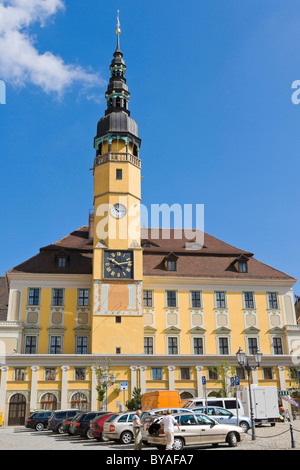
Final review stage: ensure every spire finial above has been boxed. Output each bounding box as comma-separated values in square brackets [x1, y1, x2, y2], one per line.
[116, 10, 121, 35]
[115, 10, 121, 53]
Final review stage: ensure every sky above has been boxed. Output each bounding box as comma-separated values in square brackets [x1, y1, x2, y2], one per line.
[0, 0, 299, 294]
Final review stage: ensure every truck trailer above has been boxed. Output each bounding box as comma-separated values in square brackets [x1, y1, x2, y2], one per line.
[240, 385, 280, 426]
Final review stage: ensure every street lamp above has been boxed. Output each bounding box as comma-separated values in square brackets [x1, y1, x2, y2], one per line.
[236, 347, 263, 441]
[99, 372, 116, 411]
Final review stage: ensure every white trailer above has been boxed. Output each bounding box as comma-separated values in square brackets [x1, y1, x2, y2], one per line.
[240, 385, 280, 425]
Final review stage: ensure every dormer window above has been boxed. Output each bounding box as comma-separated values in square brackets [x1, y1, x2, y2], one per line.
[56, 252, 69, 269]
[167, 259, 176, 271]
[232, 255, 250, 273]
[164, 253, 178, 272]
[58, 257, 66, 268]
[238, 261, 247, 273]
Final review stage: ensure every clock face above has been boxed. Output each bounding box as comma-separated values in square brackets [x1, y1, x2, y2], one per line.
[103, 250, 134, 279]
[111, 203, 127, 219]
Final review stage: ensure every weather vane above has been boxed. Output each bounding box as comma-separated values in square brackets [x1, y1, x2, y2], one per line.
[116, 10, 121, 35]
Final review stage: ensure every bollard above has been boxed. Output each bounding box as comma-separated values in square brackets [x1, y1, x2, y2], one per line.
[290, 423, 296, 448]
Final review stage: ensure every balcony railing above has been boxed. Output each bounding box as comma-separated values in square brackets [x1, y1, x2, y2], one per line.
[94, 152, 141, 169]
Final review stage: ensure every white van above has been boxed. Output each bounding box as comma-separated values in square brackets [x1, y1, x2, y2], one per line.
[182, 397, 244, 416]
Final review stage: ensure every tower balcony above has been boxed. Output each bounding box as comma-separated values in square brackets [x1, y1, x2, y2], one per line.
[94, 152, 141, 169]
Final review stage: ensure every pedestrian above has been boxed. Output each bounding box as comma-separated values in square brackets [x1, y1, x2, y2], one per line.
[160, 409, 180, 450]
[132, 409, 143, 450]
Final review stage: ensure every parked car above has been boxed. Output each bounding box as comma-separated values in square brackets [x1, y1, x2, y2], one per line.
[71, 411, 107, 439]
[191, 406, 252, 432]
[141, 408, 202, 445]
[141, 408, 195, 443]
[89, 412, 114, 442]
[146, 411, 246, 450]
[182, 396, 244, 416]
[47, 409, 80, 433]
[62, 412, 82, 434]
[102, 411, 139, 444]
[25, 410, 53, 431]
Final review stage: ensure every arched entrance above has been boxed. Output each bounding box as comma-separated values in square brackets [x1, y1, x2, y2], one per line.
[40, 393, 57, 411]
[8, 393, 26, 426]
[180, 392, 193, 401]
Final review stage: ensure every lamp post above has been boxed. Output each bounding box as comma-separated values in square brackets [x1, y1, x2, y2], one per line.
[99, 371, 116, 411]
[236, 347, 263, 441]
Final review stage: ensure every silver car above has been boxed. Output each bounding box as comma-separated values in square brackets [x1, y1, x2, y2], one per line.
[191, 406, 252, 432]
[103, 411, 145, 444]
[141, 408, 194, 443]
[147, 412, 246, 450]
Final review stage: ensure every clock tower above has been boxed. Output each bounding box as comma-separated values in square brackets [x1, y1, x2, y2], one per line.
[91, 18, 144, 354]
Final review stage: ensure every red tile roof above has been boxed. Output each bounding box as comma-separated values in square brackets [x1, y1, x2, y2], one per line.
[6, 225, 296, 282]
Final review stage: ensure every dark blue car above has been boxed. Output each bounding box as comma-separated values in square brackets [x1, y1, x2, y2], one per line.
[25, 410, 53, 431]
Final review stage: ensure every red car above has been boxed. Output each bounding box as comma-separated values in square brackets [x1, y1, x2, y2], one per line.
[89, 412, 114, 441]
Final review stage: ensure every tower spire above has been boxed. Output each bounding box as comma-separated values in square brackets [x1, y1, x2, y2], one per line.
[115, 10, 121, 54]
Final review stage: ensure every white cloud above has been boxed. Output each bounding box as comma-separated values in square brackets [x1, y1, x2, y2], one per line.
[0, 0, 103, 97]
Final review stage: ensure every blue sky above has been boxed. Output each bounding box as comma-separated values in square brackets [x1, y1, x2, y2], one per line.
[0, 0, 299, 293]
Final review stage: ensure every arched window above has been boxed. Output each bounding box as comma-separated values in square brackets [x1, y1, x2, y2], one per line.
[116, 97, 121, 107]
[180, 392, 193, 401]
[71, 392, 88, 411]
[133, 144, 138, 157]
[40, 393, 57, 411]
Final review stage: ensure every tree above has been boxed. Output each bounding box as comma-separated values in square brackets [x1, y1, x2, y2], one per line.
[209, 361, 236, 397]
[126, 387, 143, 410]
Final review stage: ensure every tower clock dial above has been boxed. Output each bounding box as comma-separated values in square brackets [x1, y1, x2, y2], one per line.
[103, 250, 134, 279]
[111, 203, 127, 219]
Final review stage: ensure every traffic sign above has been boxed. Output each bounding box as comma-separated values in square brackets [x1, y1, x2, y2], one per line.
[202, 376, 206, 386]
[230, 377, 234, 387]
[120, 382, 128, 391]
[235, 375, 240, 386]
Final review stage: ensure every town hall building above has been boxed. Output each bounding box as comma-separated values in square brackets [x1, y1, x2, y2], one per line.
[0, 24, 299, 426]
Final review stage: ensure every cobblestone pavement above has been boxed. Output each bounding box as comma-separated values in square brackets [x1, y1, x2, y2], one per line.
[0, 422, 300, 450]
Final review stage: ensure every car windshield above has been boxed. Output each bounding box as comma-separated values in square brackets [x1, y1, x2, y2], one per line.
[194, 413, 216, 425]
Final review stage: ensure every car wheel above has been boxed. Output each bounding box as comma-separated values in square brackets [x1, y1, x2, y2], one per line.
[35, 422, 44, 431]
[57, 424, 64, 434]
[120, 431, 133, 444]
[239, 421, 250, 432]
[173, 437, 184, 451]
[100, 433, 110, 442]
[227, 432, 238, 447]
[86, 429, 94, 439]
